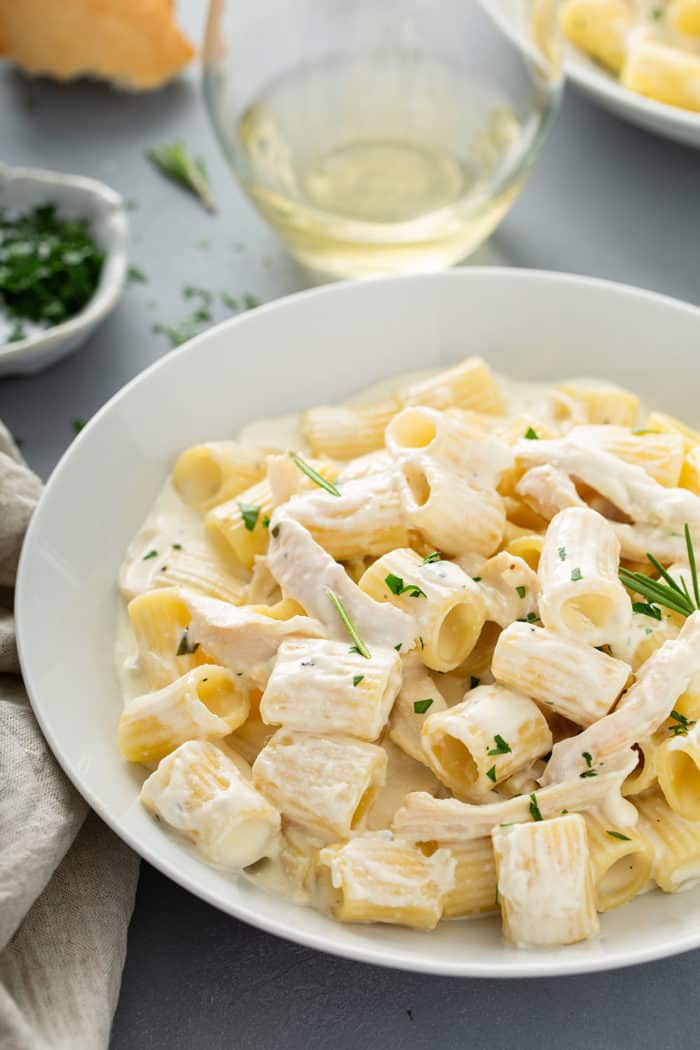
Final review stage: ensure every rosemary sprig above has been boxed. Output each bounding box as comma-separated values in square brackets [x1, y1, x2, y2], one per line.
[619, 523, 700, 619]
[326, 589, 371, 659]
[289, 451, 341, 497]
[147, 142, 217, 213]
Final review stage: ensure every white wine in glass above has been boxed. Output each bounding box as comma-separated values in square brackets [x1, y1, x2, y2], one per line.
[204, 0, 561, 279]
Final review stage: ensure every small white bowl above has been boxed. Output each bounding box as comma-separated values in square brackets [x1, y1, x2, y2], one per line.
[0, 163, 128, 377]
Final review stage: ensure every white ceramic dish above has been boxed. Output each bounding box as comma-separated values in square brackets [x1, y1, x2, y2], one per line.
[565, 44, 700, 150]
[0, 163, 128, 377]
[16, 269, 700, 977]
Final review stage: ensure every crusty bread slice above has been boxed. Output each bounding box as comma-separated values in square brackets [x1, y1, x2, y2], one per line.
[0, 0, 195, 90]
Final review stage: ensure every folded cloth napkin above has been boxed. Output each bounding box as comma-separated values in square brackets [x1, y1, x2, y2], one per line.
[0, 422, 139, 1050]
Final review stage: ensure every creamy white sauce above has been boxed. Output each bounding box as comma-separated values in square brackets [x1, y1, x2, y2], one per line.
[114, 369, 653, 913]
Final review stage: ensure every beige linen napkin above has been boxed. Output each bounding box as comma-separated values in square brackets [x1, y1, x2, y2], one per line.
[0, 422, 139, 1050]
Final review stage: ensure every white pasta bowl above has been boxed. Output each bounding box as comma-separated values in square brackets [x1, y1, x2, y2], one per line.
[16, 269, 700, 977]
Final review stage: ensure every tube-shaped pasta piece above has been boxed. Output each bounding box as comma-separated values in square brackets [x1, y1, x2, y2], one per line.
[182, 591, 324, 681]
[583, 810, 653, 912]
[359, 548, 485, 672]
[392, 748, 639, 842]
[400, 356, 504, 414]
[644, 411, 700, 452]
[568, 425, 685, 487]
[260, 638, 401, 741]
[119, 523, 247, 606]
[128, 587, 210, 689]
[267, 517, 417, 653]
[421, 684, 552, 799]
[301, 397, 402, 459]
[671, 0, 700, 34]
[622, 739, 658, 797]
[140, 740, 280, 869]
[397, 455, 506, 557]
[543, 613, 700, 784]
[430, 838, 498, 917]
[609, 609, 680, 671]
[226, 687, 276, 765]
[635, 788, 700, 892]
[557, 383, 639, 427]
[206, 479, 273, 570]
[622, 42, 700, 113]
[656, 721, 700, 821]
[172, 442, 268, 511]
[503, 531, 544, 571]
[516, 464, 584, 522]
[386, 406, 512, 486]
[560, 0, 634, 73]
[252, 729, 387, 839]
[282, 471, 409, 561]
[119, 665, 250, 764]
[476, 551, 540, 627]
[492, 621, 630, 726]
[492, 815, 599, 948]
[316, 833, 455, 930]
[538, 507, 631, 645]
[388, 655, 448, 765]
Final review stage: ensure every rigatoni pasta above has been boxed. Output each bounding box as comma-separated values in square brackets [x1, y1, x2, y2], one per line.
[115, 354, 700, 952]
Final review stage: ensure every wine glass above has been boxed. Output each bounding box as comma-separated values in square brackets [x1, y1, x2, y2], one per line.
[203, 0, 562, 280]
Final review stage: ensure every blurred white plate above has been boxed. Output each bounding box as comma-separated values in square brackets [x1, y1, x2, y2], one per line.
[565, 44, 700, 149]
[0, 164, 128, 376]
[16, 269, 700, 976]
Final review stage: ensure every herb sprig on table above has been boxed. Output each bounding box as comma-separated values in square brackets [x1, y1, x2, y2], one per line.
[0, 204, 104, 334]
[147, 142, 217, 213]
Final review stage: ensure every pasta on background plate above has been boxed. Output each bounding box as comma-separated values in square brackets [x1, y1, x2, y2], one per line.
[115, 355, 700, 950]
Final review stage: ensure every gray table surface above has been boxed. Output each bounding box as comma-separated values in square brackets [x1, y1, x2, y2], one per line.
[2, 2, 700, 1047]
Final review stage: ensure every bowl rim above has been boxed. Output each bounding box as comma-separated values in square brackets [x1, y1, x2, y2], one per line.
[0, 163, 128, 365]
[16, 267, 700, 977]
[564, 43, 700, 138]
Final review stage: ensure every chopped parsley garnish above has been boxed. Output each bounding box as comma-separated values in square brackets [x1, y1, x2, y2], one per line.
[582, 751, 593, 769]
[580, 769, 598, 778]
[154, 306, 212, 347]
[606, 830, 632, 841]
[558, 546, 567, 561]
[473, 576, 482, 583]
[353, 675, 364, 687]
[239, 502, 261, 531]
[385, 574, 427, 599]
[142, 549, 158, 560]
[417, 636, 424, 650]
[470, 676, 480, 689]
[289, 450, 341, 497]
[172, 543, 183, 550]
[72, 418, 86, 433]
[413, 698, 433, 714]
[524, 426, 539, 440]
[271, 524, 280, 538]
[0, 204, 104, 330]
[221, 291, 238, 310]
[620, 523, 700, 619]
[183, 284, 212, 304]
[262, 515, 270, 528]
[176, 628, 200, 656]
[326, 588, 371, 659]
[632, 601, 662, 620]
[406, 1009, 414, 1023]
[650, 5, 662, 17]
[394, 643, 402, 651]
[127, 265, 147, 283]
[669, 709, 696, 737]
[529, 793, 543, 821]
[571, 567, 583, 582]
[422, 551, 442, 564]
[243, 292, 260, 310]
[515, 585, 527, 599]
[486, 765, 497, 783]
[488, 734, 512, 756]
[147, 141, 216, 212]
